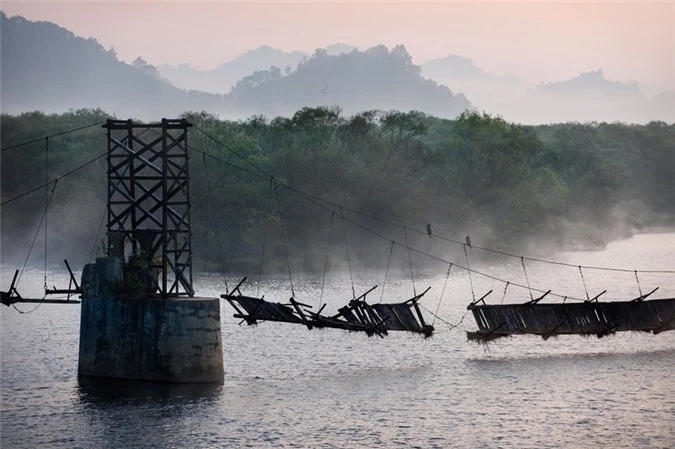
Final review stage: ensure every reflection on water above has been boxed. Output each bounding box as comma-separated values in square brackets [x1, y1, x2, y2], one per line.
[1, 233, 674, 448]
[77, 376, 223, 406]
[74, 378, 225, 449]
[466, 346, 675, 365]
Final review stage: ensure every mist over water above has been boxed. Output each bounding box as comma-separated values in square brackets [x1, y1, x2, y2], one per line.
[3, 6, 673, 445]
[1, 232, 674, 448]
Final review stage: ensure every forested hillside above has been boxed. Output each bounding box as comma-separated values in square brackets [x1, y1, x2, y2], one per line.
[158, 45, 308, 94]
[226, 46, 472, 118]
[2, 14, 472, 121]
[2, 108, 673, 273]
[0, 13, 224, 119]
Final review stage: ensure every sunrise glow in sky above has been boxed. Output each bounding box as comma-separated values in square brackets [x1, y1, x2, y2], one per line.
[2, 1, 674, 89]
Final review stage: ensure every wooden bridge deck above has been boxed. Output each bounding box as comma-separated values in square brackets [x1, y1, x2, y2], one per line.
[468, 297, 675, 341]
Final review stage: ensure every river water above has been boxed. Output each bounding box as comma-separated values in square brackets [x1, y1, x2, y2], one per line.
[1, 233, 674, 448]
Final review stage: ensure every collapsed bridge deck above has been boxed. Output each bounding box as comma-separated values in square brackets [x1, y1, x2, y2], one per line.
[467, 297, 675, 342]
[222, 278, 434, 338]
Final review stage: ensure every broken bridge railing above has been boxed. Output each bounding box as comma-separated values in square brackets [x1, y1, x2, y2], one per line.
[2, 260, 82, 307]
[221, 277, 434, 338]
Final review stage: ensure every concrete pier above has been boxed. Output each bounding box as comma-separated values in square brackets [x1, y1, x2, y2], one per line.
[78, 258, 224, 383]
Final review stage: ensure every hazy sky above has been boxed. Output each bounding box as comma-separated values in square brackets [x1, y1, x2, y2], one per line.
[2, 1, 674, 89]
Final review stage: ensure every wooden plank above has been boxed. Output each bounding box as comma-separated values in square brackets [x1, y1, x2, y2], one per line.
[468, 298, 675, 340]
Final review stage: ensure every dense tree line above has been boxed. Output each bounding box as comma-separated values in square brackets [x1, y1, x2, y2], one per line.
[2, 108, 673, 274]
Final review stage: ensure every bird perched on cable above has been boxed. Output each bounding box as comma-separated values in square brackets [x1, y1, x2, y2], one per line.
[465, 235, 472, 248]
[426, 223, 432, 237]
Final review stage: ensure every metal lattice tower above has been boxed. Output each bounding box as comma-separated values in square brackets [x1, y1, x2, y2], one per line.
[105, 119, 194, 297]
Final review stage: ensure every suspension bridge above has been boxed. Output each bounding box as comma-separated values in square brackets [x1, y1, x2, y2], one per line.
[1, 118, 674, 383]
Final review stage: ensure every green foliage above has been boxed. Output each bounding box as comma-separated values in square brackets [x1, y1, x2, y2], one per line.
[114, 251, 160, 298]
[2, 108, 674, 273]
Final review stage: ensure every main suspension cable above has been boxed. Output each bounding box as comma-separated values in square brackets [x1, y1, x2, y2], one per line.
[2, 152, 107, 206]
[191, 144, 586, 301]
[1, 120, 106, 152]
[175, 132, 674, 302]
[192, 125, 674, 275]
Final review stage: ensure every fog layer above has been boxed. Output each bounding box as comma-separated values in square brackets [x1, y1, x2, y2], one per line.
[2, 109, 673, 275]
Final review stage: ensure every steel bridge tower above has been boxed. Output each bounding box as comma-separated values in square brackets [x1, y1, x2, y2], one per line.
[104, 119, 194, 297]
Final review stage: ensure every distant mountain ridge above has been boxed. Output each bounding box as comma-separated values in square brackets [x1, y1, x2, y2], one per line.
[0, 13, 224, 119]
[324, 43, 357, 56]
[421, 56, 675, 124]
[422, 55, 491, 81]
[157, 45, 308, 94]
[157, 44, 360, 94]
[226, 45, 473, 118]
[1, 14, 473, 120]
[532, 69, 672, 123]
[537, 69, 642, 95]
[3, 12, 672, 124]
